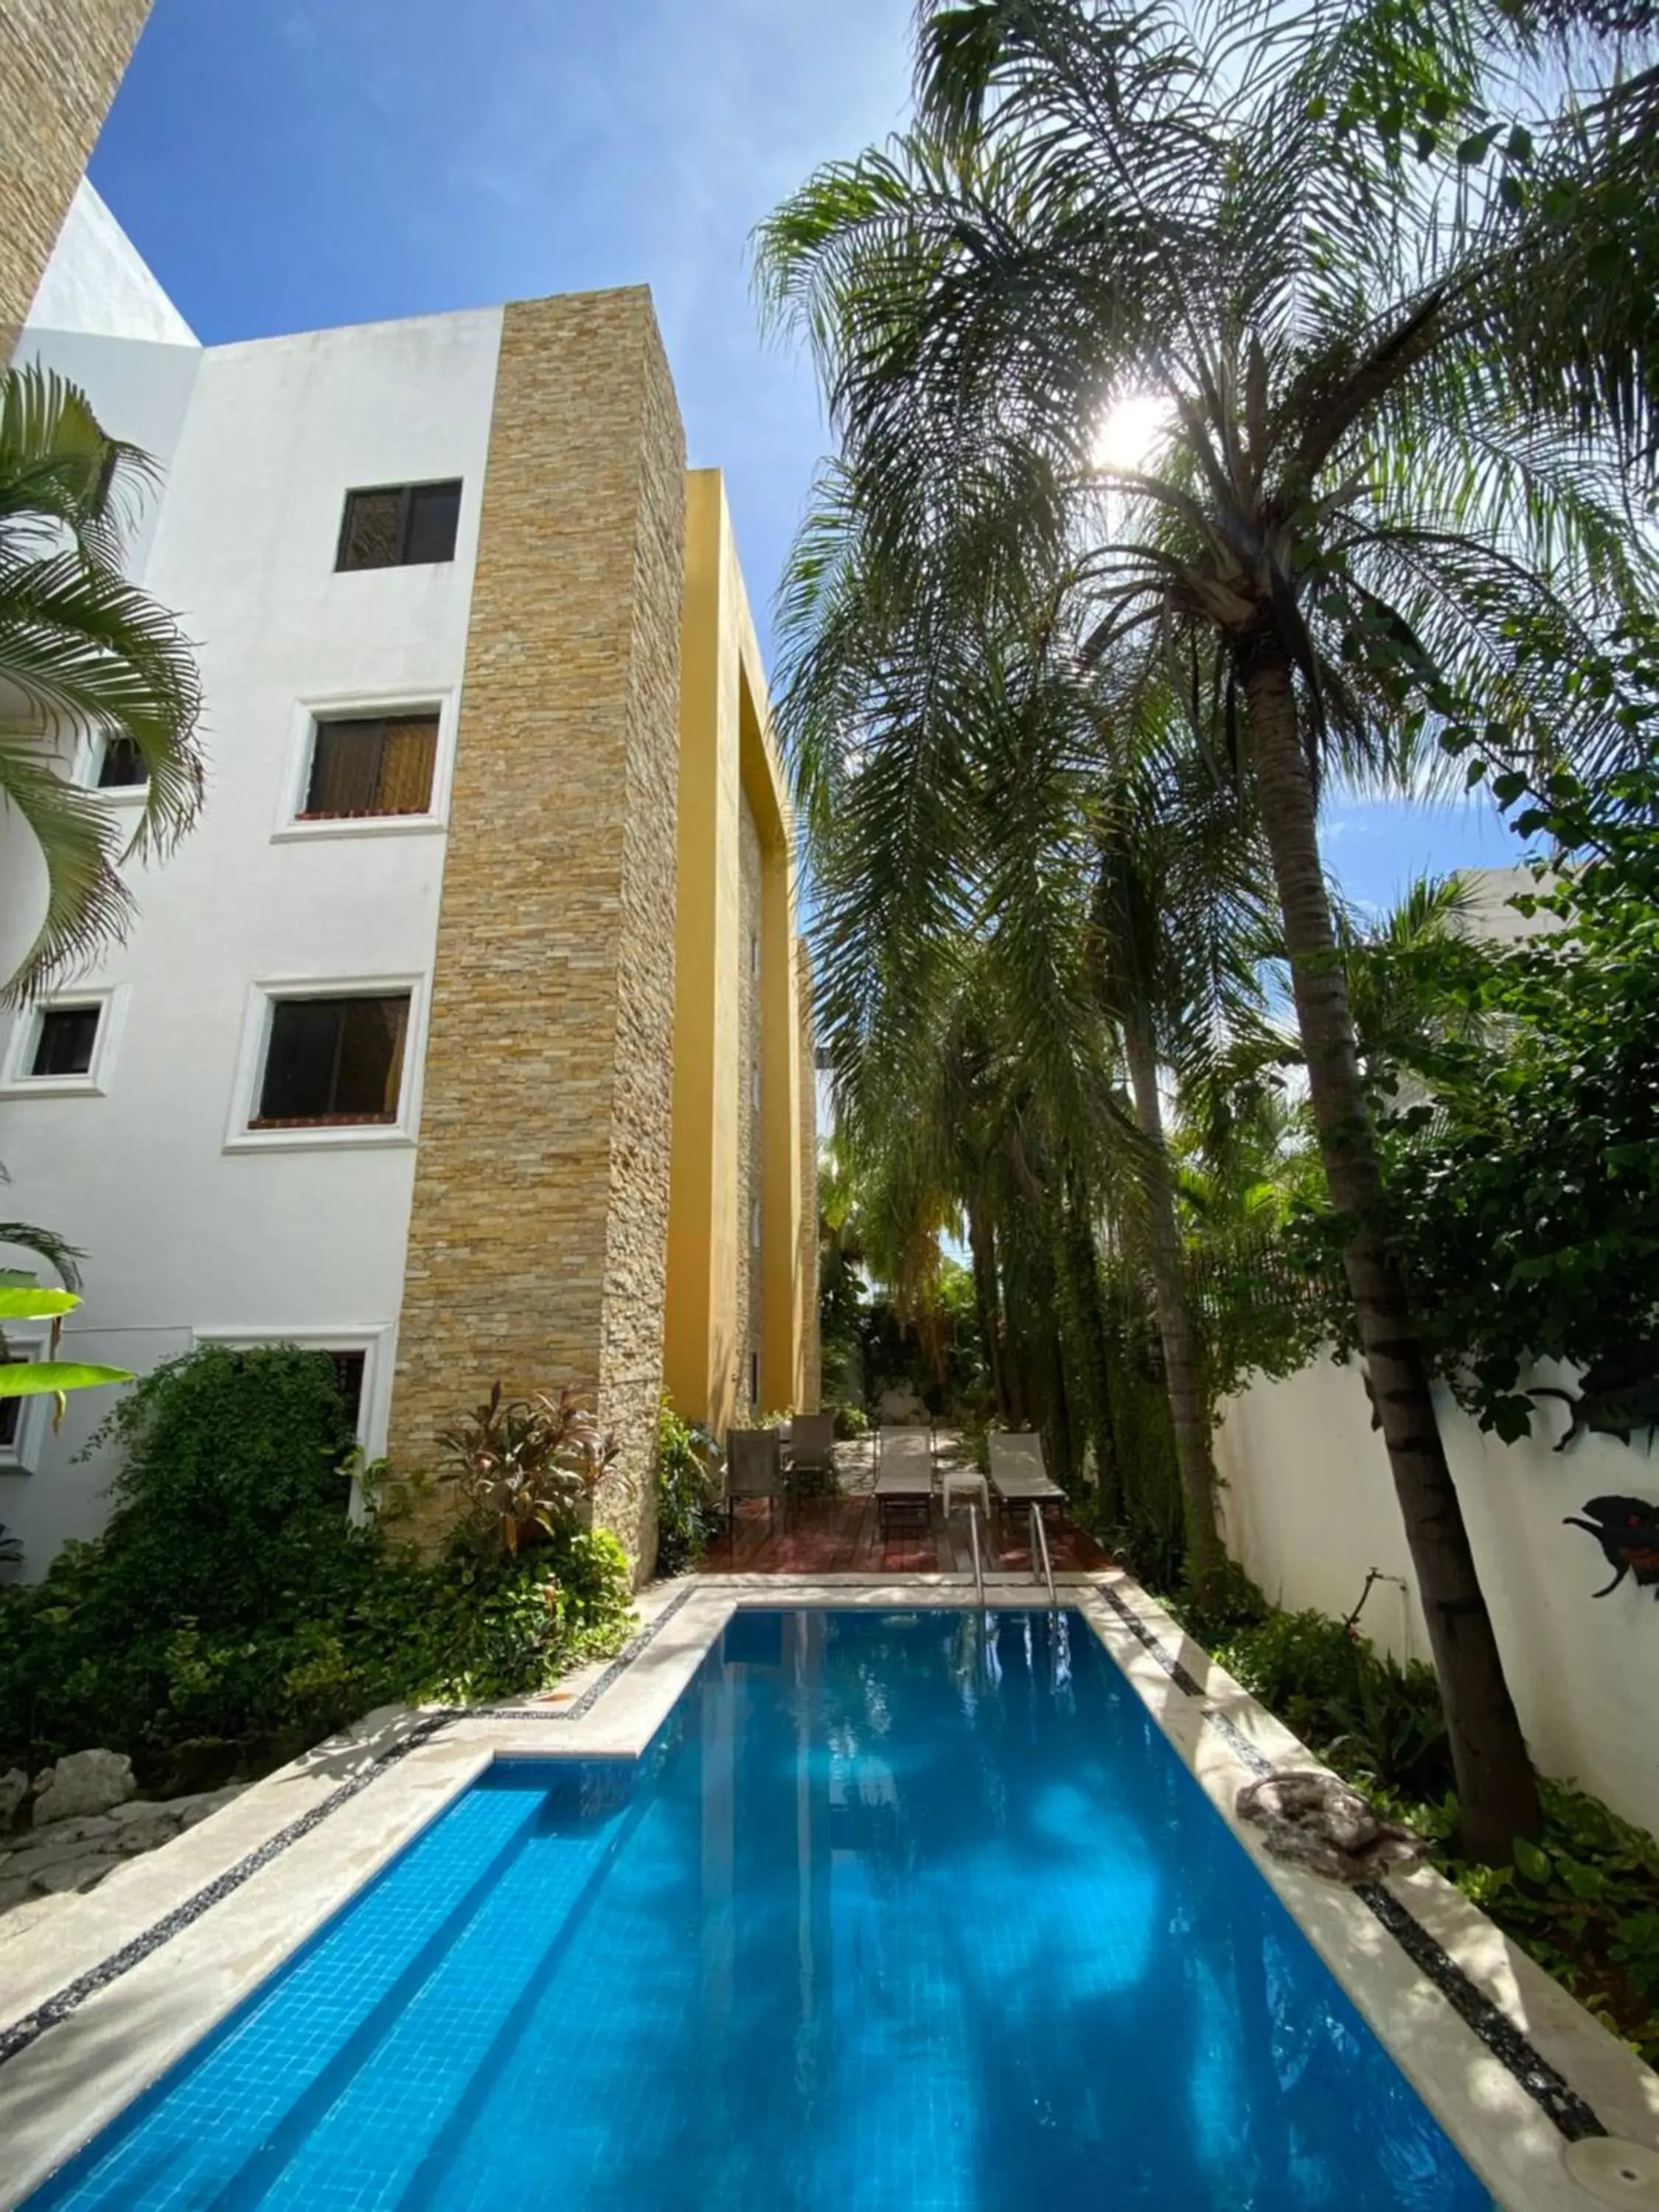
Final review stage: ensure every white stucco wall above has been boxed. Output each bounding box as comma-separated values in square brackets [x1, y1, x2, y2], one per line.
[24, 181, 197, 347]
[1215, 1357, 1659, 1837]
[0, 307, 504, 1576]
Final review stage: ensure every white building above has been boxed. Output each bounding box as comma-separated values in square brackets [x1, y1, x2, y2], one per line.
[0, 185, 818, 1578]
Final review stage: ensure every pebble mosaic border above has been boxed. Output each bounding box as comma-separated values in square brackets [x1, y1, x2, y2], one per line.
[0, 1582, 699, 2072]
[0, 1573, 1613, 2156]
[1093, 1577, 1606, 2143]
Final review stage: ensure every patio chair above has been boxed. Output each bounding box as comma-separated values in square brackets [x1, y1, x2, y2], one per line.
[724, 1427, 787, 1548]
[874, 1424, 935, 1542]
[987, 1430, 1065, 1531]
[786, 1411, 837, 1495]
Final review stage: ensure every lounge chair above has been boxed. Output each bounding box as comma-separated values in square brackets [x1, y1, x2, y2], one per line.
[724, 1427, 787, 1547]
[786, 1411, 837, 1493]
[874, 1425, 934, 1541]
[987, 1430, 1065, 1530]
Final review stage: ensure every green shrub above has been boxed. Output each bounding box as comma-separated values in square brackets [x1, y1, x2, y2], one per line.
[0, 1346, 634, 1785]
[653, 1399, 721, 1576]
[830, 1403, 869, 1441]
[1170, 1575, 1659, 2061]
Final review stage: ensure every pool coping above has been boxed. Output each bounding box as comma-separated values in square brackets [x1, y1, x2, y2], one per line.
[0, 1569, 1652, 2209]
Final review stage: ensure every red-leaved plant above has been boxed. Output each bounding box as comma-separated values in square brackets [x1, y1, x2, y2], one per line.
[439, 1382, 620, 1558]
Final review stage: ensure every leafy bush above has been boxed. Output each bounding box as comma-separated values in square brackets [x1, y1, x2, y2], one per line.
[1172, 1569, 1659, 2060]
[654, 1399, 722, 1576]
[1441, 1786, 1659, 2066]
[1203, 1607, 1453, 1802]
[439, 1382, 619, 1556]
[0, 1346, 633, 1787]
[830, 1402, 869, 1441]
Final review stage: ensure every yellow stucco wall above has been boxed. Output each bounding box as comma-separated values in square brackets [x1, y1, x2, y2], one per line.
[664, 470, 815, 1440]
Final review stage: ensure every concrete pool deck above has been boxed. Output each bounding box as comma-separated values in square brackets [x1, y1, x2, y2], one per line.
[0, 1571, 1655, 2210]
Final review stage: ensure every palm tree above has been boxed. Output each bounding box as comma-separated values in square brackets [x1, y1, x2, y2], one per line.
[1091, 738, 1278, 1596]
[0, 364, 203, 1001]
[759, 0, 1655, 1854]
[785, 507, 1276, 1589]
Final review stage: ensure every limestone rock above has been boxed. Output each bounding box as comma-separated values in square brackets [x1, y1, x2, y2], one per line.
[16, 1812, 116, 1848]
[2, 1834, 107, 1882]
[30, 1857, 108, 1895]
[115, 1815, 180, 1855]
[174, 1785, 244, 1829]
[0, 1768, 27, 1828]
[32, 1749, 135, 1825]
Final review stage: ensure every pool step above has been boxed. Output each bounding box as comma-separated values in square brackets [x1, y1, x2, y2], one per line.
[254, 1777, 653, 2211]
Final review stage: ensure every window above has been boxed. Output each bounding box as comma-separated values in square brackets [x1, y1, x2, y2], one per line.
[302, 714, 439, 819]
[0, 1366, 21, 1451]
[97, 736, 147, 790]
[335, 481, 461, 571]
[749, 933, 760, 980]
[254, 995, 409, 1127]
[328, 1349, 367, 1429]
[31, 1006, 100, 1078]
[748, 1351, 759, 1407]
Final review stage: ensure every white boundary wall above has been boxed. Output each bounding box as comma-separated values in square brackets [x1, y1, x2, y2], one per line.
[1214, 1357, 1658, 1837]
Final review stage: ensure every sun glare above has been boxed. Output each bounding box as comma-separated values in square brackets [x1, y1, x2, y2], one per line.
[1090, 393, 1172, 475]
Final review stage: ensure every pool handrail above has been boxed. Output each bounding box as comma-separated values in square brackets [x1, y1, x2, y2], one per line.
[1031, 1500, 1057, 1611]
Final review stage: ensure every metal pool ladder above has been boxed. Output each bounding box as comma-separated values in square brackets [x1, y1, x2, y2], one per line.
[968, 1499, 987, 1615]
[1031, 1503, 1057, 1611]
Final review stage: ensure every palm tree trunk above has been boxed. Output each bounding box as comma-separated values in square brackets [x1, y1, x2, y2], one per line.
[1242, 641, 1540, 1858]
[967, 1198, 1009, 1419]
[1060, 1170, 1125, 1523]
[1121, 1009, 1225, 1597]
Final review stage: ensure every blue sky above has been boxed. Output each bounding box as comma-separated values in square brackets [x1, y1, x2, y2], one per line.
[90, 0, 1520, 915]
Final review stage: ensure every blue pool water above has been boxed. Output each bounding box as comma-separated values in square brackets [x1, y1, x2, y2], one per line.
[29, 1611, 1488, 2210]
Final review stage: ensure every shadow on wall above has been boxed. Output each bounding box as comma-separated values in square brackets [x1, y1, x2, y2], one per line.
[1214, 1353, 1658, 1839]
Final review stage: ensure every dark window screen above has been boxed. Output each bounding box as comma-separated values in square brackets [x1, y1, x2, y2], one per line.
[32, 1007, 100, 1077]
[303, 715, 438, 818]
[97, 737, 147, 789]
[0, 1365, 21, 1449]
[329, 1349, 367, 1429]
[405, 481, 461, 565]
[336, 481, 461, 570]
[254, 995, 409, 1125]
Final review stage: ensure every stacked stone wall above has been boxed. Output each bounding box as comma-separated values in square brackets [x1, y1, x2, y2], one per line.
[390, 289, 685, 1579]
[0, 0, 152, 351]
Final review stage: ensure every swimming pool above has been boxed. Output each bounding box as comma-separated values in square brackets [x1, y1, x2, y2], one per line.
[27, 1609, 1486, 2209]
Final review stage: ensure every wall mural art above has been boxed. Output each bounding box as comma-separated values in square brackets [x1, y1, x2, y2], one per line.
[1532, 1349, 1659, 1451]
[1564, 1496, 1659, 1599]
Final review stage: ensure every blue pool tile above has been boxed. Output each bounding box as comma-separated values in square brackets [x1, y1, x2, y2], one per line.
[29, 1613, 1490, 2211]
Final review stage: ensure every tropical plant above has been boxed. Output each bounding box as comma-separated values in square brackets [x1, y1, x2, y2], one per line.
[0, 364, 204, 1000]
[1, 1344, 635, 1782]
[1338, 770, 1659, 1442]
[0, 1281, 128, 1419]
[757, 0, 1659, 1856]
[439, 1382, 621, 1558]
[654, 1398, 723, 1576]
[0, 1157, 85, 1292]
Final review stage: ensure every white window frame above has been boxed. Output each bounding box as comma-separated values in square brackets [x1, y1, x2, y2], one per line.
[189, 1326, 392, 1456]
[0, 1329, 50, 1472]
[0, 985, 125, 1099]
[271, 685, 458, 844]
[223, 972, 426, 1154]
[77, 730, 150, 810]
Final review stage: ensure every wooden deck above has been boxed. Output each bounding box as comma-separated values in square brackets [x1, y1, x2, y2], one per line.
[696, 1492, 1112, 1576]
